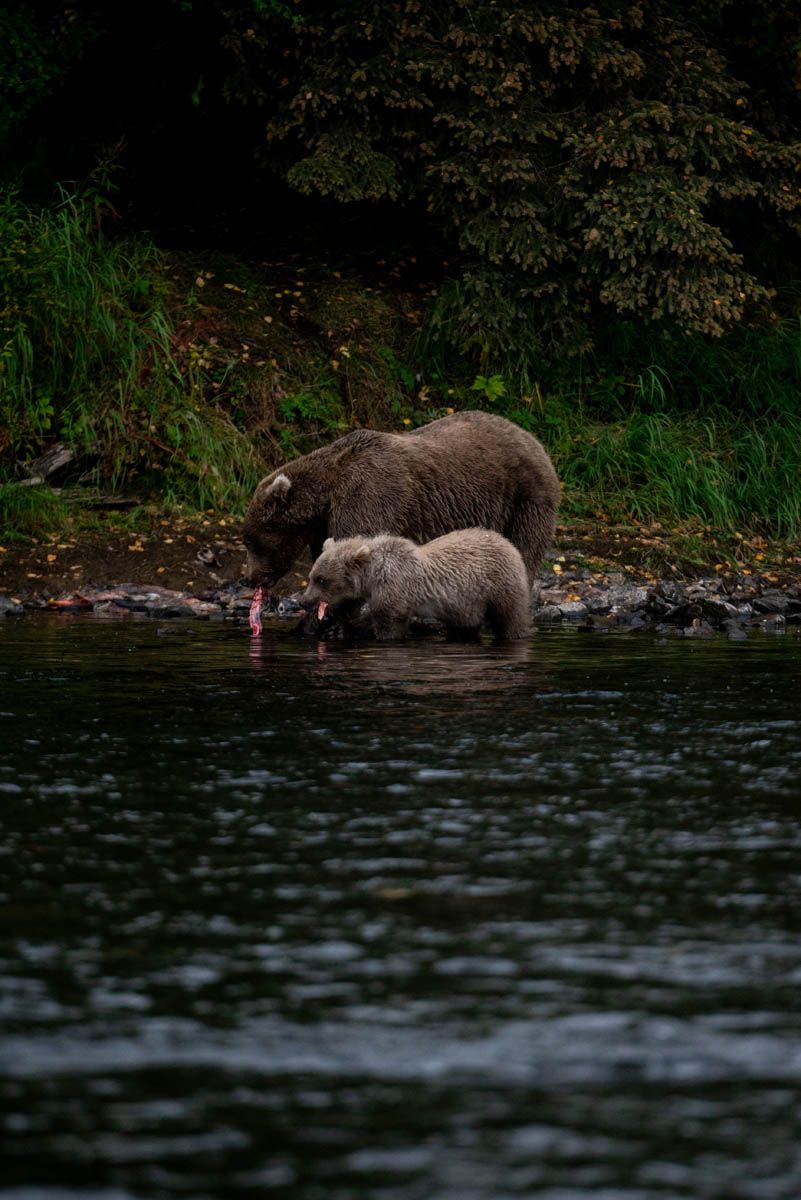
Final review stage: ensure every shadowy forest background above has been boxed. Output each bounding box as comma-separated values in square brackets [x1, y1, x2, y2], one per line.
[2, 0, 801, 542]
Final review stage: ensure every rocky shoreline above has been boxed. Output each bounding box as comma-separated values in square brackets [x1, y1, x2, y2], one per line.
[530, 570, 799, 636]
[2, 567, 799, 637]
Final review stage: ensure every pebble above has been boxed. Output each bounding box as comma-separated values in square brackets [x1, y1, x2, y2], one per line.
[0, 596, 24, 617]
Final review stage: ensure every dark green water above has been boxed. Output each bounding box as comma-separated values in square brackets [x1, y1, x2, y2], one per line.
[1, 618, 801, 1199]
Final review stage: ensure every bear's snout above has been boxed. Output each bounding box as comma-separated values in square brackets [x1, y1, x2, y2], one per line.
[289, 589, 313, 612]
[295, 586, 319, 612]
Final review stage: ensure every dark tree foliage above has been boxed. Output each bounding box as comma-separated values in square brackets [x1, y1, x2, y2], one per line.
[217, 0, 801, 355]
[0, 7, 95, 146]
[3, 1, 801, 364]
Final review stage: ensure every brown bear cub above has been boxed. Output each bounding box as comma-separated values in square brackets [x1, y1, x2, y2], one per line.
[298, 529, 532, 641]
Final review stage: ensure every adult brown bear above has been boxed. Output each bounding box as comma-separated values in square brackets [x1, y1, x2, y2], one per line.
[242, 410, 559, 590]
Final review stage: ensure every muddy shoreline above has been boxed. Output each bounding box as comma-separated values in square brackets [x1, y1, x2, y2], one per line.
[2, 516, 800, 636]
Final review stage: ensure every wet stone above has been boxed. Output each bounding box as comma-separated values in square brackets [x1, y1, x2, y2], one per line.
[577, 613, 618, 633]
[535, 604, 563, 624]
[616, 610, 648, 629]
[607, 584, 649, 611]
[0, 596, 24, 617]
[753, 591, 790, 615]
[653, 581, 685, 605]
[558, 601, 589, 620]
[682, 619, 715, 638]
[148, 604, 198, 619]
[539, 588, 569, 605]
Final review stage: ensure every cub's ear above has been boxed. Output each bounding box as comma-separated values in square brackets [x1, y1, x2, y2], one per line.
[352, 543, 372, 568]
[262, 473, 292, 504]
[323, 537, 335, 551]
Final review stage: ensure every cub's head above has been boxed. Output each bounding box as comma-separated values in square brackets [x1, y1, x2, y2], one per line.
[242, 469, 318, 588]
[298, 538, 372, 616]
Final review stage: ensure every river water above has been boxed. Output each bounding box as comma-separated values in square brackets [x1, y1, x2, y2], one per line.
[1, 618, 801, 1199]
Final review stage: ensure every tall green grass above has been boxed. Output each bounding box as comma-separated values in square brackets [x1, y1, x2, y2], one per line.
[0, 188, 261, 511]
[538, 404, 801, 536]
[418, 300, 801, 538]
[0, 482, 72, 540]
[2, 184, 800, 542]
[494, 315, 801, 537]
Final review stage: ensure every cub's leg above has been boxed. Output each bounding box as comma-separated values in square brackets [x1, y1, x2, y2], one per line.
[486, 593, 532, 641]
[370, 608, 411, 641]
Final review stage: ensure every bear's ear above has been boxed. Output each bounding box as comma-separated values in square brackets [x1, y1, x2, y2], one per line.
[323, 537, 335, 551]
[352, 543, 372, 568]
[262, 473, 292, 505]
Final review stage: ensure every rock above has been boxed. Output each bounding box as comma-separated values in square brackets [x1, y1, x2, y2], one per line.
[277, 596, 302, 617]
[653, 580, 684, 604]
[659, 597, 738, 629]
[607, 584, 649, 611]
[539, 587, 569, 605]
[0, 595, 23, 617]
[687, 578, 726, 599]
[148, 603, 197, 619]
[682, 619, 715, 637]
[577, 613, 618, 633]
[659, 601, 703, 626]
[558, 600, 589, 620]
[535, 604, 563, 623]
[752, 591, 789, 615]
[757, 613, 786, 633]
[724, 620, 748, 640]
[705, 598, 741, 620]
[616, 610, 648, 629]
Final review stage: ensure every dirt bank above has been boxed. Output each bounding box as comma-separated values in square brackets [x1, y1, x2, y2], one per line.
[1, 510, 799, 603]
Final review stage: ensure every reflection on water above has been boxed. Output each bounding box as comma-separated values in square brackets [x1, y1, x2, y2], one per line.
[1, 618, 801, 1199]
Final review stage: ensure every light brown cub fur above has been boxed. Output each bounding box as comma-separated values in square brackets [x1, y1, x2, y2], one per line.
[299, 529, 531, 641]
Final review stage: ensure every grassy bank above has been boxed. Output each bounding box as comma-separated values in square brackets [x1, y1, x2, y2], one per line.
[2, 189, 801, 546]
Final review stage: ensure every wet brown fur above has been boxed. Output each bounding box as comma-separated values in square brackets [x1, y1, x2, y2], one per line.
[299, 529, 532, 642]
[242, 410, 559, 589]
